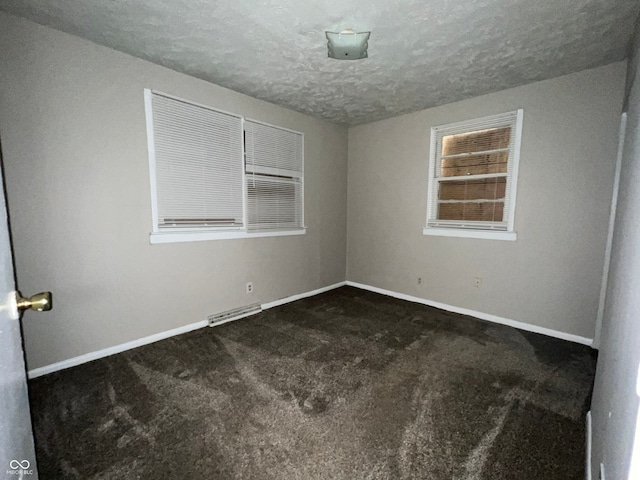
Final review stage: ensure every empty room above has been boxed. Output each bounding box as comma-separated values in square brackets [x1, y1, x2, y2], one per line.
[1, 1, 640, 479]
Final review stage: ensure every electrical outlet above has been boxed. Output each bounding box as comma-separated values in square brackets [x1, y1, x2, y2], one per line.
[246, 282, 253, 294]
[474, 277, 482, 288]
[600, 463, 605, 480]
[417, 277, 422, 285]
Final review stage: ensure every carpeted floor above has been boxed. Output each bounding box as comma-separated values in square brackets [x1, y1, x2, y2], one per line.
[28, 286, 596, 479]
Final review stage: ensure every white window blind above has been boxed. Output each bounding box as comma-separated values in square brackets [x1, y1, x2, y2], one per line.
[147, 91, 244, 231]
[244, 120, 304, 231]
[426, 110, 523, 235]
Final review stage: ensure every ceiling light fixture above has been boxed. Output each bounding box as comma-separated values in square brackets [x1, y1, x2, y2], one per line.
[325, 29, 370, 60]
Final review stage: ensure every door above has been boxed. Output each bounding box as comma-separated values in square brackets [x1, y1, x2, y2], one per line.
[0, 158, 38, 478]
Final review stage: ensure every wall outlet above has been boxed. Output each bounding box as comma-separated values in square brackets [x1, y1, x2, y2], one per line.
[417, 277, 422, 285]
[474, 277, 482, 288]
[246, 282, 253, 294]
[599, 463, 605, 480]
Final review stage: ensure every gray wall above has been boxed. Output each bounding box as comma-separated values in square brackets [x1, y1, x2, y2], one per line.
[347, 63, 626, 340]
[590, 18, 640, 479]
[0, 13, 348, 370]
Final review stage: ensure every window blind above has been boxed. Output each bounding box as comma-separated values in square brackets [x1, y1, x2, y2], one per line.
[149, 92, 244, 230]
[244, 120, 304, 231]
[427, 110, 521, 231]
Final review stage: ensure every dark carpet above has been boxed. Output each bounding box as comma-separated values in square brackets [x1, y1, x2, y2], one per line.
[28, 286, 596, 479]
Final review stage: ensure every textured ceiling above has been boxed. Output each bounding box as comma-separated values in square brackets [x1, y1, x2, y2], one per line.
[1, 0, 639, 125]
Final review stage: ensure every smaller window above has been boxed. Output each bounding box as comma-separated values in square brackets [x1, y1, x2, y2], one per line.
[424, 109, 523, 241]
[244, 120, 304, 232]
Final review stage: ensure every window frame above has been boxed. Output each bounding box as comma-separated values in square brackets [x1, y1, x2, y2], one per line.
[423, 109, 524, 241]
[144, 89, 306, 244]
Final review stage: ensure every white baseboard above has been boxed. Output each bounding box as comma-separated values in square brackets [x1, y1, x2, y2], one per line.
[261, 281, 346, 309]
[586, 411, 592, 480]
[27, 319, 209, 379]
[345, 281, 593, 346]
[27, 281, 347, 379]
[28, 279, 590, 379]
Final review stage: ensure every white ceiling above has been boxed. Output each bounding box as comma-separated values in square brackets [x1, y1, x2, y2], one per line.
[1, 0, 639, 125]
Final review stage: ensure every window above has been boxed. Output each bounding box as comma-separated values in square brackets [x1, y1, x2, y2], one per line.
[144, 90, 305, 243]
[244, 120, 304, 231]
[424, 109, 523, 241]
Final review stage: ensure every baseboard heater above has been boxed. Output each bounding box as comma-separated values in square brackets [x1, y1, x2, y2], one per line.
[208, 303, 262, 327]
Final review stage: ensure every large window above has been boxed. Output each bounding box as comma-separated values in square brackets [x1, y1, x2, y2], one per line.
[144, 90, 305, 243]
[424, 110, 523, 241]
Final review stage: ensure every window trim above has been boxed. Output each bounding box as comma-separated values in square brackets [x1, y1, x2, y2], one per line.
[149, 228, 306, 244]
[424, 109, 523, 241]
[144, 89, 306, 243]
[421, 227, 516, 241]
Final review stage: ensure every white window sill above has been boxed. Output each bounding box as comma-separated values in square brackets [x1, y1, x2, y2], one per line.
[150, 228, 307, 244]
[422, 227, 516, 241]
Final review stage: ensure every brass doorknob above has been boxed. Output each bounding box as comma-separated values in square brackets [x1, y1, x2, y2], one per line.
[15, 291, 52, 312]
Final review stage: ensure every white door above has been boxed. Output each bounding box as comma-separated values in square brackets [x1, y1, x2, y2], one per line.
[0, 157, 39, 479]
